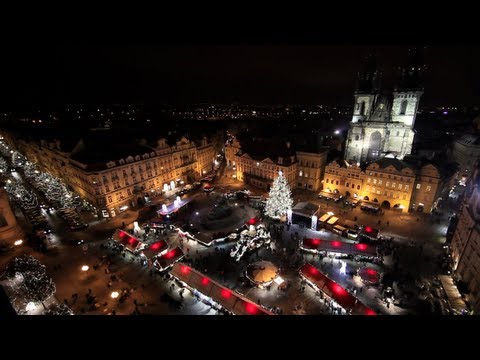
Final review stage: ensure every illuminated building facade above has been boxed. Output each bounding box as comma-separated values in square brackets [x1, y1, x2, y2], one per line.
[451, 161, 480, 314]
[344, 51, 424, 163]
[3, 132, 215, 217]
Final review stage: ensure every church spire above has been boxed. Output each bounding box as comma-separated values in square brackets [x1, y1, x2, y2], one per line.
[395, 47, 426, 91]
[355, 53, 382, 94]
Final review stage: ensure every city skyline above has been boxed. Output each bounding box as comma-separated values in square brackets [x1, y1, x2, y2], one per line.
[2, 42, 480, 108]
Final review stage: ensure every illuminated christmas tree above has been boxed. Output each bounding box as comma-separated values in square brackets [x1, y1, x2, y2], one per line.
[264, 170, 293, 219]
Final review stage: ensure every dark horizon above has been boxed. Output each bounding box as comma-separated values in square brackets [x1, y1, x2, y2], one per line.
[2, 42, 480, 109]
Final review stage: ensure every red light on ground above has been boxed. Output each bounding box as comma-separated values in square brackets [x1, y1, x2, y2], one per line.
[221, 289, 232, 299]
[331, 283, 348, 296]
[365, 226, 373, 233]
[332, 241, 341, 248]
[247, 217, 257, 225]
[365, 309, 376, 316]
[164, 249, 176, 259]
[244, 302, 259, 315]
[201, 277, 210, 286]
[355, 243, 368, 251]
[312, 238, 321, 246]
[180, 265, 190, 275]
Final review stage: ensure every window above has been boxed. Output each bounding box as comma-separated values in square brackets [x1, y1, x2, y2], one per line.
[396, 131, 400, 136]
[373, 179, 377, 184]
[352, 184, 355, 189]
[367, 178, 371, 183]
[386, 181, 390, 187]
[297, 183, 302, 187]
[403, 195, 407, 200]
[105, 185, 110, 192]
[400, 100, 408, 115]
[405, 185, 409, 191]
[107, 196, 112, 203]
[398, 184, 402, 190]
[346, 183, 349, 187]
[326, 179, 329, 184]
[355, 135, 359, 141]
[416, 184, 421, 190]
[336, 180, 339, 185]
[379, 180, 382, 185]
[392, 183, 396, 188]
[426, 185, 431, 192]
[390, 192, 393, 197]
[299, 171, 303, 177]
[308, 185, 312, 189]
[127, 189, 131, 196]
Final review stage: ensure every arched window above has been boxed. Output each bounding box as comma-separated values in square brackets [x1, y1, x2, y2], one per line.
[357, 185, 360, 190]
[355, 135, 360, 141]
[400, 100, 408, 115]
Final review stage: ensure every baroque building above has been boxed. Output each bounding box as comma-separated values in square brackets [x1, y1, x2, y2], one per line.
[2, 131, 215, 217]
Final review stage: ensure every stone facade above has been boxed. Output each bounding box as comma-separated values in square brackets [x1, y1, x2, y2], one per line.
[0, 188, 25, 244]
[451, 163, 480, 314]
[3, 132, 215, 216]
[225, 137, 328, 192]
[323, 157, 451, 213]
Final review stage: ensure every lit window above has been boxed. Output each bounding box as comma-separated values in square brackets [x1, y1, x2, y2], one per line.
[416, 184, 421, 190]
[386, 182, 390, 187]
[426, 185, 431, 192]
[367, 178, 371, 183]
[373, 179, 377, 184]
[378, 180, 382, 185]
[299, 171, 303, 177]
[405, 185, 409, 191]
[392, 183, 396, 188]
[398, 184, 402, 190]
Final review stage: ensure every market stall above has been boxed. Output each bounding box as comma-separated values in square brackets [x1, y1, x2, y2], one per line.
[170, 262, 274, 315]
[299, 263, 376, 315]
[112, 229, 143, 253]
[300, 237, 377, 257]
[153, 247, 185, 271]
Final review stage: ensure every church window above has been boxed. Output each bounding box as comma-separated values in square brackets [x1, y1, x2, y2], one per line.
[400, 100, 408, 115]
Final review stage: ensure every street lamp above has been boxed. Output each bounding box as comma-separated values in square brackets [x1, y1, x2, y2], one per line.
[14, 239, 23, 246]
[110, 291, 120, 299]
[81, 265, 89, 272]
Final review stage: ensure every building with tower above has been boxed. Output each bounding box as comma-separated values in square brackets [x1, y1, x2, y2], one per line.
[344, 50, 424, 163]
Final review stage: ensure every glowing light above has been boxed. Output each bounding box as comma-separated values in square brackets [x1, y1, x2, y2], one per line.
[327, 211, 334, 216]
[81, 265, 89, 271]
[164, 249, 176, 259]
[221, 289, 232, 299]
[366, 268, 377, 275]
[14, 239, 23, 246]
[365, 309, 376, 316]
[332, 241, 341, 248]
[110, 291, 120, 299]
[331, 283, 348, 297]
[195, 211, 199, 215]
[25, 302, 37, 311]
[355, 243, 368, 251]
[334, 130, 340, 135]
[244, 302, 259, 315]
[180, 265, 191, 275]
[201, 277, 210, 286]
[247, 217, 257, 226]
[364, 226, 373, 233]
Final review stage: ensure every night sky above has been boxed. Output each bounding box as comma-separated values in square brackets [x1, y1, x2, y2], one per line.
[2, 41, 480, 108]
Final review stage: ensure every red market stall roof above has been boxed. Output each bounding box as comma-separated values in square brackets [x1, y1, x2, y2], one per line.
[141, 240, 168, 259]
[299, 263, 376, 316]
[359, 267, 381, 285]
[301, 238, 377, 257]
[154, 247, 185, 270]
[359, 226, 380, 239]
[112, 229, 143, 252]
[170, 262, 274, 315]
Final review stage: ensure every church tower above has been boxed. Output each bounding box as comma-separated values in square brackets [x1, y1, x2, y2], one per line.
[352, 54, 382, 123]
[391, 48, 424, 127]
[344, 49, 424, 163]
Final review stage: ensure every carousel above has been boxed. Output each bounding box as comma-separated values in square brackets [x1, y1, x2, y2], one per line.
[245, 261, 279, 289]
